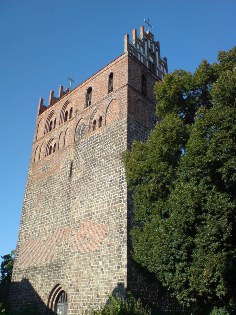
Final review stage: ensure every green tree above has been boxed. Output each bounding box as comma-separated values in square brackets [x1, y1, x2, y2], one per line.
[0, 252, 14, 285]
[86, 293, 151, 315]
[124, 47, 236, 314]
[0, 251, 15, 312]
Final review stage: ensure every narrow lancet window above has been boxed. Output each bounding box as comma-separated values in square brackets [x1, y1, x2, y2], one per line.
[108, 72, 113, 93]
[98, 116, 102, 128]
[56, 291, 68, 315]
[53, 143, 56, 153]
[65, 111, 68, 122]
[92, 120, 96, 131]
[69, 161, 73, 177]
[86, 87, 92, 107]
[49, 120, 53, 132]
[69, 107, 73, 119]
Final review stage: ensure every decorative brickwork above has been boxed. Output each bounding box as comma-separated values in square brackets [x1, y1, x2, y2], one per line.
[11, 26, 168, 314]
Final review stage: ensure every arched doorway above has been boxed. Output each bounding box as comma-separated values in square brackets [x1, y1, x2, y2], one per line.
[48, 284, 68, 315]
[56, 291, 68, 315]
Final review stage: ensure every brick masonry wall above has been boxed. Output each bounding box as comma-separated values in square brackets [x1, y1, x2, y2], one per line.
[127, 54, 159, 145]
[11, 52, 160, 314]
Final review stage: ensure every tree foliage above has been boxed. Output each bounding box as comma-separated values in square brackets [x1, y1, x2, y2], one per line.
[124, 47, 236, 314]
[0, 252, 14, 285]
[85, 293, 151, 315]
[0, 251, 14, 312]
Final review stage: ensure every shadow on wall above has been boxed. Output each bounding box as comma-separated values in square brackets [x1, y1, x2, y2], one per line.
[7, 278, 182, 314]
[8, 278, 50, 315]
[93, 282, 170, 315]
[127, 259, 184, 315]
[110, 282, 126, 298]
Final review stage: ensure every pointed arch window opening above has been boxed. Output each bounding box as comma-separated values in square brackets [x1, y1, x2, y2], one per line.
[56, 291, 68, 315]
[53, 143, 57, 153]
[64, 111, 68, 122]
[108, 72, 113, 93]
[98, 116, 102, 128]
[49, 120, 53, 132]
[69, 107, 73, 119]
[49, 146, 53, 155]
[92, 120, 96, 131]
[48, 285, 68, 315]
[86, 87, 92, 107]
[69, 161, 73, 177]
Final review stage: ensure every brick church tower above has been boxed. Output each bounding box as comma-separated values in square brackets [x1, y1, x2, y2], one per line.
[11, 26, 168, 314]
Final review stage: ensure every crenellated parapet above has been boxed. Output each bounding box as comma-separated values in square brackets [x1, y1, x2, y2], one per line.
[37, 98, 47, 115]
[124, 25, 168, 80]
[37, 85, 71, 115]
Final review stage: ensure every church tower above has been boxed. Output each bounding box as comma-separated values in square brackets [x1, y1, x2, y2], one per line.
[11, 26, 168, 314]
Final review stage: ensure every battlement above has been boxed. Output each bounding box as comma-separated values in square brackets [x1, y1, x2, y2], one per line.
[124, 25, 168, 80]
[38, 26, 168, 116]
[34, 26, 167, 165]
[38, 85, 71, 115]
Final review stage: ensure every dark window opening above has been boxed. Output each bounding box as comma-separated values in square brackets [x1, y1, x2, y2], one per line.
[86, 87, 92, 107]
[56, 291, 68, 315]
[54, 118, 56, 129]
[108, 72, 113, 93]
[152, 63, 155, 73]
[53, 143, 56, 153]
[142, 74, 147, 96]
[98, 116, 102, 128]
[69, 107, 73, 119]
[49, 120, 53, 131]
[92, 120, 96, 131]
[49, 146, 52, 155]
[69, 161, 73, 177]
[65, 111, 68, 122]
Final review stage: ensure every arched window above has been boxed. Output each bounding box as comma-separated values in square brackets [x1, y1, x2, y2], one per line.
[86, 87, 92, 107]
[92, 120, 96, 131]
[98, 116, 102, 128]
[69, 107, 73, 119]
[142, 74, 147, 97]
[49, 120, 53, 132]
[64, 111, 68, 122]
[53, 143, 56, 153]
[45, 110, 55, 134]
[49, 146, 52, 155]
[48, 286, 68, 315]
[54, 118, 56, 129]
[108, 72, 113, 93]
[56, 291, 68, 315]
[69, 161, 73, 177]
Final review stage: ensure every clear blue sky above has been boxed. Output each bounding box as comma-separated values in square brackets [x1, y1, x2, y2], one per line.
[0, 0, 235, 258]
